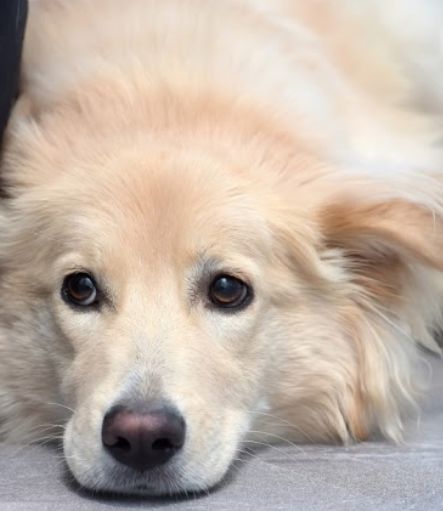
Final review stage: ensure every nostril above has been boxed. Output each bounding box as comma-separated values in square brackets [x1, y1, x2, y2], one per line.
[152, 438, 174, 451]
[111, 436, 131, 451]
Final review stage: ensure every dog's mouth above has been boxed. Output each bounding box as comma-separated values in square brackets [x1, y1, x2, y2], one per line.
[66, 457, 189, 496]
[87, 460, 233, 497]
[104, 472, 181, 496]
[63, 426, 237, 497]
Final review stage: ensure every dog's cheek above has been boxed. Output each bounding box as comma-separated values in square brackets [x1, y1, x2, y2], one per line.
[250, 299, 363, 442]
[168, 327, 265, 470]
[63, 414, 111, 490]
[60, 349, 136, 485]
[177, 406, 253, 491]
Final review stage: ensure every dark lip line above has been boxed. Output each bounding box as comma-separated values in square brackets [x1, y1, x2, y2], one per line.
[83, 482, 210, 500]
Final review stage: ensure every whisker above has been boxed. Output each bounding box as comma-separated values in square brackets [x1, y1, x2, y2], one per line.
[43, 402, 75, 415]
[241, 439, 305, 462]
[249, 410, 316, 443]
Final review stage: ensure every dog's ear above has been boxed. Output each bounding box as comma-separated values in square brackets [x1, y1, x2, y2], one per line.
[319, 196, 443, 273]
[318, 194, 443, 439]
[318, 193, 443, 356]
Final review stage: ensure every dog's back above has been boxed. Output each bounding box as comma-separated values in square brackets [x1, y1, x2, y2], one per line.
[23, 0, 443, 172]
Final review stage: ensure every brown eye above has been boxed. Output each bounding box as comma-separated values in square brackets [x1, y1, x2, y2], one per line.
[62, 272, 98, 307]
[208, 275, 251, 309]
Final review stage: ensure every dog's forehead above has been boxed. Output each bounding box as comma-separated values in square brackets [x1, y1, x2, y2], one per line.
[56, 162, 273, 271]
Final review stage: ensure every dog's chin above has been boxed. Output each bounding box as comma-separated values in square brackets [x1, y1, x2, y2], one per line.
[73, 465, 210, 497]
[64, 452, 227, 497]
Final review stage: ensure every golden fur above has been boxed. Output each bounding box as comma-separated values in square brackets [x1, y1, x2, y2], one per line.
[0, 0, 442, 495]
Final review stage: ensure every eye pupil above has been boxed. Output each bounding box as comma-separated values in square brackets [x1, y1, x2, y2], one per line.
[63, 272, 98, 307]
[70, 276, 93, 299]
[209, 275, 250, 309]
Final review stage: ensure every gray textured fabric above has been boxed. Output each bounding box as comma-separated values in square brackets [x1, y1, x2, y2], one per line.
[1, 356, 442, 511]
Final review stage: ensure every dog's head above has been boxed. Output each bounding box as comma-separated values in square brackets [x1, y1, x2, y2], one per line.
[1, 85, 442, 494]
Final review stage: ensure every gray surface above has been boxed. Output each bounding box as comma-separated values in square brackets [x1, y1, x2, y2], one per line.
[1, 357, 442, 511]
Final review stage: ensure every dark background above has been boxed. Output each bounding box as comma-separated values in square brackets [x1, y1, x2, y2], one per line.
[0, 0, 28, 145]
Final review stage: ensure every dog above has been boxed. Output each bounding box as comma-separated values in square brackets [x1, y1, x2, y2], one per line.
[0, 0, 442, 496]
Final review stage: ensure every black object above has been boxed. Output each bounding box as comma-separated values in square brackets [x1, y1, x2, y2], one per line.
[0, 0, 28, 146]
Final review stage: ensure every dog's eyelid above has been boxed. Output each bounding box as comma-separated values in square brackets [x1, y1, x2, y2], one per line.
[210, 266, 251, 279]
[206, 264, 254, 287]
[195, 253, 255, 279]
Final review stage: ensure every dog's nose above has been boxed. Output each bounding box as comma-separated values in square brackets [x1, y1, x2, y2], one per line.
[101, 405, 186, 471]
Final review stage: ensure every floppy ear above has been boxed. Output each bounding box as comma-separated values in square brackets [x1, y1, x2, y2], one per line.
[319, 194, 443, 352]
[318, 196, 443, 317]
[318, 195, 443, 439]
[319, 197, 443, 273]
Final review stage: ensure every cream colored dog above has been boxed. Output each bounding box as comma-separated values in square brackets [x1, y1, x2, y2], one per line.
[0, 0, 442, 496]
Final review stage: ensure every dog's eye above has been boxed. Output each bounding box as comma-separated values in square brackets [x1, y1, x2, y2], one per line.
[208, 275, 251, 309]
[62, 272, 98, 307]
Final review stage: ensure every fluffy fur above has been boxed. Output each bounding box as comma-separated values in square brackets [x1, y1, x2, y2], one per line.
[0, 0, 442, 495]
